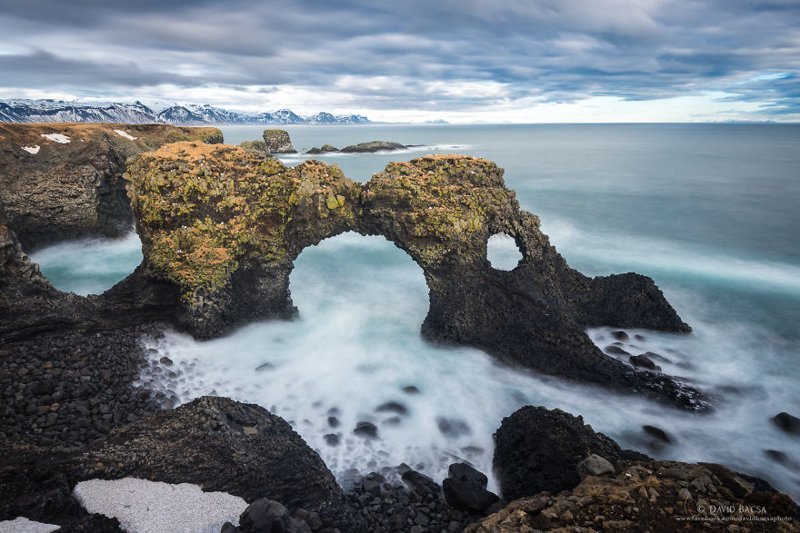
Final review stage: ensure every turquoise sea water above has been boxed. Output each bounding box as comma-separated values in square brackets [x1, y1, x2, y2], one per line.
[31, 124, 800, 496]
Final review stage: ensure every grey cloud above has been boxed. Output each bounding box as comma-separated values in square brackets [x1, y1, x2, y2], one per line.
[0, 0, 798, 115]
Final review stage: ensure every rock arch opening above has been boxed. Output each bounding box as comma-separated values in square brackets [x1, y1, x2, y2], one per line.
[289, 232, 430, 332]
[28, 231, 143, 296]
[486, 232, 523, 271]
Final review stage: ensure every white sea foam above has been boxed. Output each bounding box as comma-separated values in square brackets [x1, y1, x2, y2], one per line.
[40, 133, 70, 144]
[542, 217, 800, 296]
[140, 232, 800, 498]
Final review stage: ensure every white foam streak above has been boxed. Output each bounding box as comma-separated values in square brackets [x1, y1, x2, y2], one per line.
[542, 218, 800, 295]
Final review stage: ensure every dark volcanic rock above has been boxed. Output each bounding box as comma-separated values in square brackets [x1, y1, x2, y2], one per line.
[340, 140, 407, 153]
[225, 498, 312, 533]
[643, 425, 672, 443]
[353, 421, 378, 439]
[306, 144, 339, 154]
[493, 406, 623, 501]
[376, 401, 408, 415]
[263, 129, 297, 153]
[324, 467, 479, 532]
[611, 330, 629, 341]
[0, 123, 222, 248]
[0, 324, 159, 447]
[605, 345, 631, 356]
[771, 412, 800, 436]
[630, 353, 661, 371]
[76, 396, 340, 510]
[442, 463, 499, 512]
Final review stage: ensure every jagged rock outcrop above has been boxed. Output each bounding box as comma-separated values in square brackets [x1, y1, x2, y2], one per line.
[467, 460, 799, 532]
[493, 406, 627, 501]
[263, 129, 296, 153]
[0, 123, 223, 248]
[471, 405, 800, 532]
[74, 396, 341, 510]
[125, 148, 706, 409]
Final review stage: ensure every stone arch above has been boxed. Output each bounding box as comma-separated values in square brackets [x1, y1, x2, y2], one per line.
[126, 144, 707, 410]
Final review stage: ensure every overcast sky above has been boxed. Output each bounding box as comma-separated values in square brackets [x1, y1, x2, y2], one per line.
[0, 0, 798, 123]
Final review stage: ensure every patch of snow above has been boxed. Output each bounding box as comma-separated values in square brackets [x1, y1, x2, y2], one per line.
[113, 129, 137, 141]
[21, 145, 40, 155]
[0, 517, 59, 533]
[40, 133, 71, 144]
[73, 477, 247, 533]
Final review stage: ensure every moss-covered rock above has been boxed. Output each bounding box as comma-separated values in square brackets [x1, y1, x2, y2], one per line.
[239, 140, 269, 154]
[126, 141, 359, 335]
[126, 149, 705, 408]
[263, 129, 296, 154]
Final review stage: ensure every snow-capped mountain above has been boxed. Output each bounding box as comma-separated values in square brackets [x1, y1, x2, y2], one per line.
[0, 100, 158, 124]
[0, 99, 371, 125]
[306, 111, 371, 125]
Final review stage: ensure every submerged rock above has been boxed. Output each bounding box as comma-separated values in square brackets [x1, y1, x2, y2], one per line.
[263, 129, 297, 153]
[643, 424, 672, 443]
[772, 412, 800, 435]
[630, 353, 661, 371]
[353, 421, 378, 438]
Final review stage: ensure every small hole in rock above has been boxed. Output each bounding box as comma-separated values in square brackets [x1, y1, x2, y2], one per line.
[487, 233, 522, 271]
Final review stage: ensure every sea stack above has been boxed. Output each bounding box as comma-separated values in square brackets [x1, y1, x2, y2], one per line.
[263, 129, 297, 154]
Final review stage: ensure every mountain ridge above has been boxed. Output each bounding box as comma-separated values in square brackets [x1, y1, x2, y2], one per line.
[0, 99, 371, 125]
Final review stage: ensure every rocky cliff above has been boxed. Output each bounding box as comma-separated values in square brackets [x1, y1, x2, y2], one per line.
[126, 147, 704, 409]
[0, 123, 222, 249]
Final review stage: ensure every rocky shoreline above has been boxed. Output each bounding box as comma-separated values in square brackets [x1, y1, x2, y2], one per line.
[1, 124, 798, 531]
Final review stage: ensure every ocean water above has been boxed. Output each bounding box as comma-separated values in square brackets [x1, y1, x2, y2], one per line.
[30, 232, 142, 296]
[33, 124, 800, 497]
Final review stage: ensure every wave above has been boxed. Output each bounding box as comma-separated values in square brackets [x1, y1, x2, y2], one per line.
[542, 218, 800, 295]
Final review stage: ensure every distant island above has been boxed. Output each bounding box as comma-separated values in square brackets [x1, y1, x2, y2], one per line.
[0, 99, 371, 126]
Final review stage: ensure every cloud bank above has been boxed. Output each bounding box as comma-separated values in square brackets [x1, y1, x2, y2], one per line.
[0, 0, 797, 122]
